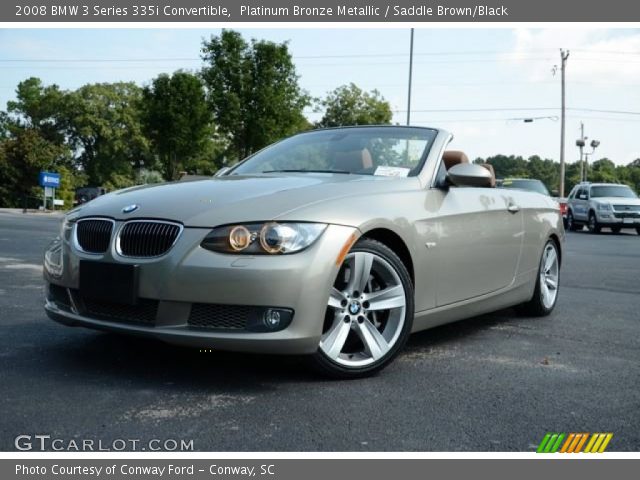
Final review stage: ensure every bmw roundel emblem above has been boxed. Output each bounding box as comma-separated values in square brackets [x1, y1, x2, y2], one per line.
[122, 204, 139, 214]
[348, 300, 361, 315]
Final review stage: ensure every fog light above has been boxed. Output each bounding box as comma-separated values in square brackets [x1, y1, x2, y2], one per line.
[246, 307, 293, 332]
[263, 309, 282, 328]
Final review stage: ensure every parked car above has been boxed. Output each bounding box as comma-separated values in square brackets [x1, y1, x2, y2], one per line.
[498, 178, 551, 196]
[566, 182, 640, 234]
[498, 178, 567, 227]
[74, 187, 107, 205]
[44, 126, 564, 378]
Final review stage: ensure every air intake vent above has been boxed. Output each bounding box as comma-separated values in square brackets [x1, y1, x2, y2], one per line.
[76, 219, 114, 253]
[188, 304, 255, 330]
[70, 289, 158, 326]
[117, 221, 182, 258]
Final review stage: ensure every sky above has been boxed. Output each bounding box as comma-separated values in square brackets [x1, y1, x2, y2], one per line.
[1, 27, 640, 165]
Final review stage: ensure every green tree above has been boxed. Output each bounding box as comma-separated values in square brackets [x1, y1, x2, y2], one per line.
[142, 71, 217, 180]
[0, 129, 68, 207]
[56, 164, 87, 208]
[588, 158, 618, 183]
[478, 154, 529, 179]
[6, 77, 67, 145]
[0, 78, 75, 208]
[0, 111, 9, 140]
[65, 82, 152, 187]
[316, 83, 392, 127]
[201, 30, 311, 161]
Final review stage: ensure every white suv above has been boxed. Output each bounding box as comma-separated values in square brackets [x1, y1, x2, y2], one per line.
[566, 182, 640, 234]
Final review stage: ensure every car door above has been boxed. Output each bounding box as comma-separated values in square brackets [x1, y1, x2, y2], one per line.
[418, 186, 524, 307]
[573, 187, 589, 221]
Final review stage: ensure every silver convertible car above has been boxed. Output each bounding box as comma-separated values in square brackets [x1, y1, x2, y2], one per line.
[44, 126, 564, 377]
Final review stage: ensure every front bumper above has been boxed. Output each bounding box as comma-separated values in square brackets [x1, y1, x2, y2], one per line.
[44, 223, 359, 354]
[595, 211, 640, 227]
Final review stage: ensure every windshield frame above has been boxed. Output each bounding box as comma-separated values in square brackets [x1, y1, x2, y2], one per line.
[227, 126, 440, 178]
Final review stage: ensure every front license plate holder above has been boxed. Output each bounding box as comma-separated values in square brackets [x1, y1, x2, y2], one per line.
[79, 261, 139, 305]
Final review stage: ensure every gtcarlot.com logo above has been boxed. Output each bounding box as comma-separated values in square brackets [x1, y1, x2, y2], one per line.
[537, 433, 613, 453]
[15, 435, 194, 451]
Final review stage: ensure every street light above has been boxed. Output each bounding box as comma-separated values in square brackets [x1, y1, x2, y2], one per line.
[584, 139, 600, 182]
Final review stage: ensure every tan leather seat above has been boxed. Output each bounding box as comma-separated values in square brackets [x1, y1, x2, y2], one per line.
[333, 148, 373, 171]
[442, 150, 469, 170]
[479, 163, 497, 187]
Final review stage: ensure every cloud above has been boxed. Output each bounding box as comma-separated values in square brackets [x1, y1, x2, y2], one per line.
[508, 28, 640, 84]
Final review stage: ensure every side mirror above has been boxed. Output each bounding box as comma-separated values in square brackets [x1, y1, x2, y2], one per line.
[214, 166, 231, 177]
[447, 163, 493, 188]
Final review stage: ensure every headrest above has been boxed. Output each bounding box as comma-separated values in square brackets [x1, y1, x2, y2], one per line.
[442, 151, 469, 170]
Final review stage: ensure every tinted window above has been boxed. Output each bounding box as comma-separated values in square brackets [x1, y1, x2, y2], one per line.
[590, 185, 637, 198]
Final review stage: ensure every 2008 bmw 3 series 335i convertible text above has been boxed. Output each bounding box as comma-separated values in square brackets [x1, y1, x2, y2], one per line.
[44, 126, 564, 378]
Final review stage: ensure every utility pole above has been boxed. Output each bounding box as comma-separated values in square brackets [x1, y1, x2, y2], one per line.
[578, 122, 585, 181]
[407, 28, 414, 126]
[559, 49, 570, 197]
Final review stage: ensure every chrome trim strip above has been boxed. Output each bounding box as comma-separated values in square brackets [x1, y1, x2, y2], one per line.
[429, 131, 454, 188]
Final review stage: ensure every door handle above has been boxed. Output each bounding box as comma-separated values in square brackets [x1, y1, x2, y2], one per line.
[507, 204, 520, 214]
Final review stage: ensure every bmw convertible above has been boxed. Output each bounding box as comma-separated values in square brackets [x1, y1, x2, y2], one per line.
[44, 126, 564, 377]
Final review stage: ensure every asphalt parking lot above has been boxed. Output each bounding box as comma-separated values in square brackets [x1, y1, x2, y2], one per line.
[0, 210, 638, 451]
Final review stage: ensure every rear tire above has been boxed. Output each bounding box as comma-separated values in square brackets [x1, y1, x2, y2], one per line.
[517, 239, 560, 317]
[567, 211, 580, 231]
[311, 238, 414, 379]
[587, 212, 601, 234]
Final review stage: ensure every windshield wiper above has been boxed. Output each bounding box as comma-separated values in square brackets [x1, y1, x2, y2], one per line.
[262, 169, 352, 174]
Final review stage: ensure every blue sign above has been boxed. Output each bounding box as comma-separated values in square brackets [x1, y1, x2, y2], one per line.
[39, 172, 60, 188]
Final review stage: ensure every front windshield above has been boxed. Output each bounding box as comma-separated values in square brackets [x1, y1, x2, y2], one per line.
[591, 185, 637, 198]
[230, 127, 438, 176]
[501, 179, 550, 196]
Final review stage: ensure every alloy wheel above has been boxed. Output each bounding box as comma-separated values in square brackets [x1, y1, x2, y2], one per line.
[539, 243, 559, 309]
[320, 251, 407, 367]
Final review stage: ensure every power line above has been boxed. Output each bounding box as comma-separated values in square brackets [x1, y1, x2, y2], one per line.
[572, 48, 640, 56]
[0, 49, 557, 63]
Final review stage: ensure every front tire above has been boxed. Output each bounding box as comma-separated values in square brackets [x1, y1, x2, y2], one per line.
[312, 238, 414, 379]
[587, 211, 601, 233]
[517, 239, 560, 317]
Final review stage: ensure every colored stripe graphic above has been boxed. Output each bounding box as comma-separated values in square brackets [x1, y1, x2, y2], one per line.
[537, 433, 613, 453]
[598, 433, 614, 453]
[584, 433, 598, 453]
[559, 433, 575, 453]
[573, 433, 589, 453]
[537, 433, 565, 453]
[584, 433, 614, 453]
[537, 433, 552, 453]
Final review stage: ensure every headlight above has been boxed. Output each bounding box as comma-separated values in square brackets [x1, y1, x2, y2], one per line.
[60, 216, 75, 241]
[597, 203, 612, 211]
[44, 238, 64, 278]
[201, 222, 327, 254]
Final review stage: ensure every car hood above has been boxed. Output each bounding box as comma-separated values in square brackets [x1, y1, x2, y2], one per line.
[592, 197, 640, 207]
[71, 174, 421, 227]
